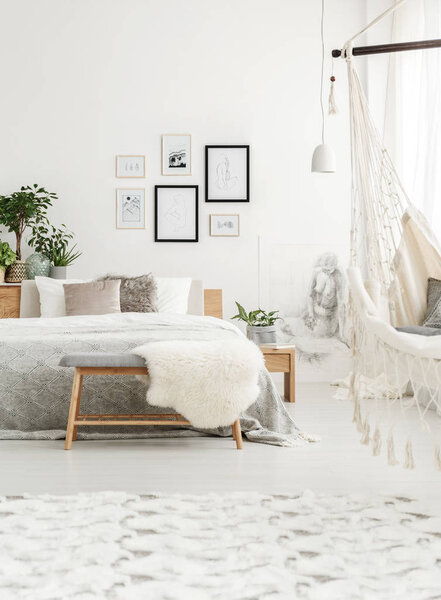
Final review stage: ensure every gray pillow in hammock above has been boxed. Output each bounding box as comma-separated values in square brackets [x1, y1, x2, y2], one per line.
[423, 277, 441, 328]
[396, 325, 441, 336]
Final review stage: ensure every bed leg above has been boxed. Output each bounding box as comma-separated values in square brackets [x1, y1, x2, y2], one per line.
[232, 419, 243, 450]
[65, 369, 83, 450]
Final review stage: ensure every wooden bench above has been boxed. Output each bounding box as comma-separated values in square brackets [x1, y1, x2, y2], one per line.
[59, 353, 243, 451]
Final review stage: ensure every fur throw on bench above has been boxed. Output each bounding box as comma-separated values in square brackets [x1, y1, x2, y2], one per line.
[132, 338, 264, 428]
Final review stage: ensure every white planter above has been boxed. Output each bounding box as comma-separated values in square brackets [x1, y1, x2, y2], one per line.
[50, 266, 67, 279]
[246, 325, 277, 345]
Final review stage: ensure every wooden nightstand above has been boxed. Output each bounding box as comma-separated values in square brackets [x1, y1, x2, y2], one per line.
[0, 283, 21, 318]
[260, 346, 295, 403]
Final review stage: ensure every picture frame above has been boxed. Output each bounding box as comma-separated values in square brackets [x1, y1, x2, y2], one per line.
[155, 185, 198, 242]
[116, 155, 145, 178]
[205, 145, 249, 202]
[116, 188, 145, 229]
[209, 214, 240, 237]
[162, 134, 192, 176]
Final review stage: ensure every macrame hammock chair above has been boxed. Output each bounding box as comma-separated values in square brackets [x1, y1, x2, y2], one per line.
[338, 0, 441, 469]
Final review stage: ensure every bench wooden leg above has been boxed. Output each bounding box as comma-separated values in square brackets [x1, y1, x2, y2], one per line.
[232, 419, 243, 450]
[65, 369, 83, 450]
[72, 374, 83, 441]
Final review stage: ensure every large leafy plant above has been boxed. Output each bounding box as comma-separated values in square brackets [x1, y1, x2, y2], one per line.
[0, 185, 56, 260]
[232, 302, 281, 327]
[28, 224, 81, 267]
[0, 241, 17, 270]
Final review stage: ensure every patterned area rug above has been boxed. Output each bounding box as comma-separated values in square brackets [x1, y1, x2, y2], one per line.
[1, 491, 441, 599]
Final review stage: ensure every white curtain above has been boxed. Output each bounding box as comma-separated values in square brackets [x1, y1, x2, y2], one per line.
[384, 0, 441, 239]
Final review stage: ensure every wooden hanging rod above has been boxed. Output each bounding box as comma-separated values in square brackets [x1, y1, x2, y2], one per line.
[332, 38, 441, 58]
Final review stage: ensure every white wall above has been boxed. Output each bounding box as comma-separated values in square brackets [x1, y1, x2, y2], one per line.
[0, 0, 365, 322]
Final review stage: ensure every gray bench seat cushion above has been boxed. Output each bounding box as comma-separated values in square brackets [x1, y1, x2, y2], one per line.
[396, 326, 441, 337]
[59, 353, 147, 368]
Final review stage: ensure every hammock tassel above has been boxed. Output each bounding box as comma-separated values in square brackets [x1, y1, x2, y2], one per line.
[372, 424, 382, 456]
[353, 397, 363, 432]
[434, 444, 441, 471]
[404, 437, 415, 470]
[360, 415, 370, 445]
[328, 75, 338, 114]
[387, 431, 399, 466]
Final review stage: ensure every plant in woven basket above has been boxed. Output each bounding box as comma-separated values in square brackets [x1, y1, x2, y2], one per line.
[0, 185, 56, 260]
[28, 224, 81, 267]
[0, 241, 16, 279]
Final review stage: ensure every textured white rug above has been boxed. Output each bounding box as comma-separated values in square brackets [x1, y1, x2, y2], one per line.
[1, 491, 441, 600]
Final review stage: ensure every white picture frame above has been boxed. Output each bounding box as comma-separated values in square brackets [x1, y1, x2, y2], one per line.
[209, 214, 240, 237]
[116, 155, 145, 178]
[162, 134, 192, 176]
[116, 188, 145, 229]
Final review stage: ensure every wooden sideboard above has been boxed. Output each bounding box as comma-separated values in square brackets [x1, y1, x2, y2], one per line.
[0, 284, 21, 318]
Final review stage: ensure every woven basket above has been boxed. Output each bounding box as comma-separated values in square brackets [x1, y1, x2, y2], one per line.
[5, 261, 28, 283]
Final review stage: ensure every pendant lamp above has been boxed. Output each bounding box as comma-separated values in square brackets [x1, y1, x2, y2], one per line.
[311, 0, 336, 173]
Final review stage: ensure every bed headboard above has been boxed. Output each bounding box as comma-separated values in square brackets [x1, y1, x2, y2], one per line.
[19, 280, 223, 319]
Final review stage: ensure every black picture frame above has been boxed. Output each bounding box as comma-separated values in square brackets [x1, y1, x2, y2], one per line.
[155, 185, 199, 242]
[205, 145, 250, 202]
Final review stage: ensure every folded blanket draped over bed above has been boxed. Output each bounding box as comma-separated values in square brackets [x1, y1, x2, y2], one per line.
[133, 338, 264, 428]
[0, 312, 316, 447]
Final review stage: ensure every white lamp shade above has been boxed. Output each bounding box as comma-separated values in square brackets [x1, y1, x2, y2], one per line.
[311, 143, 336, 173]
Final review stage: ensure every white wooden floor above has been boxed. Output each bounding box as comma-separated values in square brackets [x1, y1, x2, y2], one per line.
[2, 383, 441, 514]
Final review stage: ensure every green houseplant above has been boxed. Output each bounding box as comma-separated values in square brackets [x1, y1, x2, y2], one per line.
[0, 185, 56, 282]
[28, 223, 81, 279]
[0, 241, 17, 283]
[232, 302, 281, 344]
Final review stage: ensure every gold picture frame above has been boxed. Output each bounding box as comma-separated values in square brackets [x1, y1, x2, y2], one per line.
[162, 134, 192, 176]
[209, 214, 240, 237]
[116, 155, 145, 178]
[116, 188, 145, 229]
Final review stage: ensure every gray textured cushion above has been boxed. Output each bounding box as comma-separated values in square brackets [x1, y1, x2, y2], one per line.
[396, 326, 441, 337]
[97, 273, 157, 313]
[63, 280, 121, 316]
[423, 277, 441, 328]
[59, 353, 147, 368]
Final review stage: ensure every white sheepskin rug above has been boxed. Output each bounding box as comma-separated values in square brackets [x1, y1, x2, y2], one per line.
[132, 338, 264, 428]
[1, 491, 441, 600]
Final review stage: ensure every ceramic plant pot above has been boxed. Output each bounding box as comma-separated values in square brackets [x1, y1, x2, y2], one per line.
[50, 265, 67, 279]
[246, 325, 277, 345]
[5, 260, 27, 283]
[25, 253, 51, 280]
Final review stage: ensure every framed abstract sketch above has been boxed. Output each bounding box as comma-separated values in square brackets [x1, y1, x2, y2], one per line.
[116, 155, 145, 178]
[210, 214, 240, 237]
[155, 185, 198, 242]
[116, 188, 145, 229]
[205, 145, 249, 202]
[162, 134, 192, 175]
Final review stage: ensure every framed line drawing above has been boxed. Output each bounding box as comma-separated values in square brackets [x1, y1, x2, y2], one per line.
[205, 145, 249, 202]
[155, 185, 198, 242]
[162, 134, 192, 176]
[116, 155, 145, 178]
[116, 188, 145, 229]
[209, 214, 240, 237]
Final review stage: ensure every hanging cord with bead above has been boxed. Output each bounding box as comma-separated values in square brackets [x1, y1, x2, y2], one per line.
[328, 59, 338, 114]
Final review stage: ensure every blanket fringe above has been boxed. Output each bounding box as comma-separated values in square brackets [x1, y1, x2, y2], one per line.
[434, 444, 441, 471]
[372, 424, 382, 456]
[387, 430, 399, 466]
[404, 437, 415, 470]
[360, 415, 370, 445]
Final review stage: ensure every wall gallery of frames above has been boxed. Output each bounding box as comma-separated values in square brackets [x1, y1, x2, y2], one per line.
[115, 136, 249, 243]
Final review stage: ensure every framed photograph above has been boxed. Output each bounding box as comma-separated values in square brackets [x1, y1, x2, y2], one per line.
[210, 214, 240, 237]
[116, 188, 145, 229]
[205, 145, 249, 202]
[116, 155, 145, 178]
[155, 186, 198, 242]
[162, 134, 192, 175]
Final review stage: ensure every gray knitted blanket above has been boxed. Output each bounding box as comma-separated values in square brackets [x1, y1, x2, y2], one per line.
[0, 313, 316, 447]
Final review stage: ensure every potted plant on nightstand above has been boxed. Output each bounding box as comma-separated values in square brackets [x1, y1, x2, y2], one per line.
[0, 185, 56, 282]
[28, 224, 81, 279]
[232, 301, 281, 344]
[0, 241, 17, 284]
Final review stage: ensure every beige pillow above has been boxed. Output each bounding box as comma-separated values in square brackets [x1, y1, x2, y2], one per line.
[63, 280, 121, 316]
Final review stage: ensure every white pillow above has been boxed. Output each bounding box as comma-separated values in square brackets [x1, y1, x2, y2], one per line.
[155, 277, 192, 314]
[35, 276, 85, 317]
